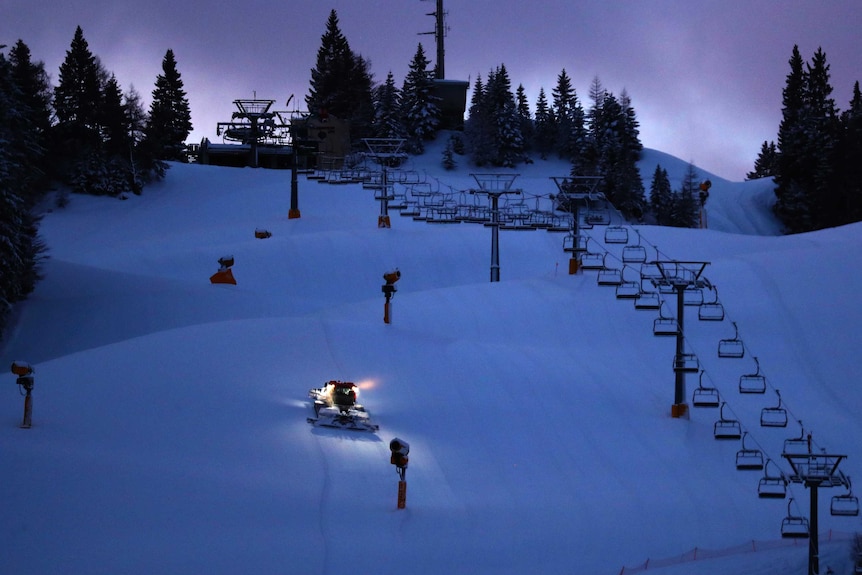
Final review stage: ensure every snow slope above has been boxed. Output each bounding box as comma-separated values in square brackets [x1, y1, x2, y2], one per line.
[1, 141, 859, 575]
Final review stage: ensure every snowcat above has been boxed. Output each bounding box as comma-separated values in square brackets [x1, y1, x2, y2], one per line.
[307, 380, 379, 432]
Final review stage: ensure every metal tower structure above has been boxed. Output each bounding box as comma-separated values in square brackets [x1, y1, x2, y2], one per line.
[420, 0, 447, 79]
[469, 174, 522, 282]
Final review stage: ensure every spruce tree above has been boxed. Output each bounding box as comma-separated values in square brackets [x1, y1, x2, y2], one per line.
[144, 49, 192, 163]
[464, 74, 493, 166]
[372, 71, 404, 139]
[747, 141, 778, 180]
[515, 84, 533, 154]
[533, 88, 555, 160]
[649, 164, 673, 225]
[483, 64, 524, 167]
[400, 43, 440, 154]
[837, 82, 862, 223]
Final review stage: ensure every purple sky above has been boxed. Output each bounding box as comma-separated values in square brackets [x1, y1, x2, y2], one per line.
[2, 0, 860, 180]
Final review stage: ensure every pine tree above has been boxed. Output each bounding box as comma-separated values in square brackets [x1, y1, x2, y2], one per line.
[101, 74, 130, 157]
[483, 64, 524, 167]
[305, 10, 375, 143]
[8, 39, 51, 202]
[747, 140, 778, 180]
[804, 47, 841, 228]
[552, 69, 578, 160]
[670, 163, 701, 228]
[144, 49, 192, 163]
[52, 26, 104, 175]
[837, 82, 862, 223]
[400, 43, 440, 154]
[649, 164, 673, 225]
[372, 71, 404, 139]
[464, 74, 493, 166]
[0, 48, 45, 335]
[533, 88, 555, 160]
[515, 84, 533, 154]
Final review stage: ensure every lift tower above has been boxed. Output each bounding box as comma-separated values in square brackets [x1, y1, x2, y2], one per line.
[783, 452, 851, 575]
[470, 174, 522, 282]
[419, 0, 447, 79]
[654, 260, 709, 417]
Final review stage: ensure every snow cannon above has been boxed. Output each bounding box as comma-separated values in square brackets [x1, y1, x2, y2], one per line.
[389, 438, 409, 477]
[254, 228, 272, 239]
[382, 269, 400, 324]
[210, 255, 237, 285]
[11, 361, 34, 428]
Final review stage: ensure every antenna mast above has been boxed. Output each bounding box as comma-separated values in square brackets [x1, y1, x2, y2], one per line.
[419, 0, 447, 79]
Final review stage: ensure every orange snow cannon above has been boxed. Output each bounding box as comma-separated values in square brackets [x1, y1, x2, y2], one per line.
[210, 256, 237, 285]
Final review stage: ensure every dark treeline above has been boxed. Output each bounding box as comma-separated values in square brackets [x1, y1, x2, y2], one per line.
[0, 26, 192, 339]
[749, 45, 862, 234]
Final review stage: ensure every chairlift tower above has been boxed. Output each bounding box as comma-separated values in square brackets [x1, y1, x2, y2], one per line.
[550, 176, 603, 272]
[783, 452, 850, 575]
[470, 173, 522, 282]
[655, 261, 709, 417]
[363, 138, 408, 228]
[216, 99, 275, 168]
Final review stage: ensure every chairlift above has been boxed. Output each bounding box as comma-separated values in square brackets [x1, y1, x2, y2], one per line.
[635, 289, 661, 310]
[699, 285, 725, 321]
[673, 352, 700, 373]
[736, 432, 765, 470]
[640, 261, 663, 281]
[622, 232, 648, 263]
[597, 259, 623, 286]
[714, 402, 742, 440]
[616, 280, 640, 299]
[563, 233, 588, 253]
[604, 225, 629, 244]
[761, 389, 789, 428]
[692, 370, 720, 408]
[653, 304, 679, 336]
[580, 252, 606, 270]
[718, 321, 745, 358]
[783, 421, 810, 455]
[780, 498, 810, 539]
[739, 356, 767, 394]
[758, 459, 788, 499]
[831, 480, 859, 517]
[683, 285, 705, 306]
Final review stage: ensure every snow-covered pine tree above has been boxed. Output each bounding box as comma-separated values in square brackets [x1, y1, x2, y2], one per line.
[804, 48, 841, 229]
[144, 49, 192, 163]
[483, 64, 524, 167]
[400, 43, 440, 154]
[464, 74, 494, 166]
[372, 71, 405, 139]
[670, 163, 701, 228]
[8, 40, 51, 197]
[552, 69, 578, 160]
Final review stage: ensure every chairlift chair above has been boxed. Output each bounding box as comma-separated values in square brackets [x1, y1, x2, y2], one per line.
[622, 232, 648, 263]
[692, 370, 720, 408]
[718, 321, 745, 358]
[563, 233, 588, 253]
[640, 261, 663, 281]
[758, 459, 788, 499]
[781, 498, 810, 539]
[616, 280, 641, 299]
[683, 285, 705, 306]
[714, 403, 742, 440]
[580, 252, 606, 270]
[653, 304, 679, 336]
[761, 389, 789, 428]
[739, 356, 767, 394]
[635, 289, 661, 311]
[736, 432, 765, 470]
[783, 422, 810, 455]
[674, 353, 700, 373]
[831, 487, 860, 517]
[604, 225, 629, 244]
[698, 284, 725, 321]
[597, 262, 623, 286]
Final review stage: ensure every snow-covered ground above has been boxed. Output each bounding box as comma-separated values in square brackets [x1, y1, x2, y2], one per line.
[1, 140, 860, 575]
